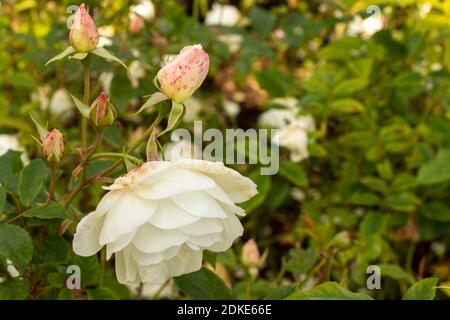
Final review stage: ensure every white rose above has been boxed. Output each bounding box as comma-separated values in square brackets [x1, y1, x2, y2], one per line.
[131, 0, 155, 21]
[205, 4, 241, 27]
[49, 88, 74, 116]
[0, 134, 29, 164]
[73, 159, 257, 285]
[272, 116, 316, 163]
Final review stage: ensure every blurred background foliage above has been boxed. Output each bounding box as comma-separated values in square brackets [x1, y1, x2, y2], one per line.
[0, 0, 449, 300]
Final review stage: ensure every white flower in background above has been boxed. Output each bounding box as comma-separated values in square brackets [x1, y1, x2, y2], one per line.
[347, 13, 384, 39]
[418, 2, 432, 17]
[205, 3, 241, 27]
[99, 72, 114, 94]
[0, 134, 29, 164]
[164, 141, 201, 161]
[131, 0, 155, 21]
[49, 88, 74, 116]
[273, 116, 315, 162]
[259, 99, 315, 162]
[0, 260, 20, 284]
[223, 99, 240, 118]
[217, 34, 243, 53]
[32, 85, 51, 110]
[128, 60, 147, 88]
[73, 159, 257, 285]
[291, 187, 306, 202]
[258, 108, 296, 128]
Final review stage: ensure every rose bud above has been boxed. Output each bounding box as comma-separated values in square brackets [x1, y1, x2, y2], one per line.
[69, 3, 99, 53]
[129, 13, 145, 34]
[242, 238, 260, 269]
[90, 92, 117, 126]
[156, 44, 209, 103]
[43, 129, 64, 162]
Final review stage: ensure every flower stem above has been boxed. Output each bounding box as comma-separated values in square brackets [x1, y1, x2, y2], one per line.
[81, 65, 90, 151]
[48, 161, 56, 201]
[91, 152, 143, 165]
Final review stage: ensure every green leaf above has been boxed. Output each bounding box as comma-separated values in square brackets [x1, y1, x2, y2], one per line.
[41, 235, 69, 264]
[384, 192, 421, 212]
[0, 150, 23, 186]
[73, 255, 100, 287]
[360, 176, 388, 194]
[0, 187, 6, 213]
[379, 264, 415, 284]
[420, 202, 450, 223]
[334, 78, 368, 97]
[249, 6, 275, 37]
[279, 161, 308, 187]
[23, 202, 70, 219]
[287, 282, 373, 300]
[175, 267, 234, 300]
[157, 101, 185, 137]
[135, 92, 168, 114]
[0, 279, 29, 299]
[330, 99, 364, 113]
[416, 149, 450, 185]
[91, 47, 128, 71]
[241, 172, 271, 212]
[87, 287, 120, 300]
[203, 250, 217, 268]
[18, 159, 49, 207]
[68, 91, 90, 118]
[30, 114, 49, 140]
[0, 224, 33, 271]
[346, 192, 380, 206]
[403, 278, 438, 300]
[264, 285, 297, 300]
[45, 46, 76, 66]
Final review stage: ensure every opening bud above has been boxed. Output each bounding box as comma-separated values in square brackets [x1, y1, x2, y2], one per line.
[90, 92, 117, 126]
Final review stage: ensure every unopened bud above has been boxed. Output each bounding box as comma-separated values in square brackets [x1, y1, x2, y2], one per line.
[242, 239, 260, 269]
[156, 44, 209, 103]
[43, 129, 64, 161]
[69, 4, 99, 53]
[90, 92, 117, 126]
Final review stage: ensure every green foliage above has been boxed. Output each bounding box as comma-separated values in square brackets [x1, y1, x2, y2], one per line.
[0, 0, 449, 301]
[403, 278, 439, 300]
[287, 282, 373, 300]
[175, 268, 233, 300]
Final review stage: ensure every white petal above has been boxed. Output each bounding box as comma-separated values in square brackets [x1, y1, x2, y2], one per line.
[97, 190, 123, 213]
[208, 173, 257, 203]
[73, 210, 105, 256]
[179, 218, 223, 236]
[148, 199, 199, 229]
[134, 168, 215, 199]
[188, 233, 222, 248]
[132, 223, 189, 253]
[207, 215, 243, 252]
[164, 246, 202, 276]
[171, 191, 227, 218]
[131, 245, 180, 265]
[99, 191, 157, 245]
[106, 231, 136, 260]
[205, 185, 234, 205]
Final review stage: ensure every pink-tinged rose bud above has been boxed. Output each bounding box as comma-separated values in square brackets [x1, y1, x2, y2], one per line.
[129, 14, 145, 34]
[43, 129, 64, 162]
[242, 239, 260, 269]
[90, 92, 117, 126]
[156, 44, 209, 103]
[69, 4, 99, 53]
